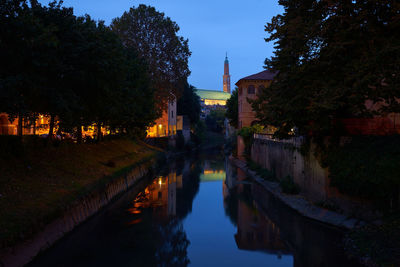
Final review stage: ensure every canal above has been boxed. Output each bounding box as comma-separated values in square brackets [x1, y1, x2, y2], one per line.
[29, 151, 361, 267]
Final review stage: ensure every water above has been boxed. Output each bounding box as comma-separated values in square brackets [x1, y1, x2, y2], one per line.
[29, 151, 361, 267]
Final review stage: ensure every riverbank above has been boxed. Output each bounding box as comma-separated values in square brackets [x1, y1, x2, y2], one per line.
[0, 138, 162, 266]
[229, 156, 363, 229]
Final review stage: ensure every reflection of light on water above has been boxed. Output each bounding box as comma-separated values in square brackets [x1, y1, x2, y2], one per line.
[127, 218, 142, 225]
[201, 169, 226, 182]
[127, 208, 142, 214]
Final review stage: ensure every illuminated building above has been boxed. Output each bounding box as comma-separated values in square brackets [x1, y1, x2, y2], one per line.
[0, 113, 51, 136]
[195, 54, 232, 120]
[147, 96, 177, 138]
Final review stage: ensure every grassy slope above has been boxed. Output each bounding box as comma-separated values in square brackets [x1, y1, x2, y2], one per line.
[0, 139, 159, 249]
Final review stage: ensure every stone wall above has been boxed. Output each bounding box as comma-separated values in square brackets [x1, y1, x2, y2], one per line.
[0, 160, 155, 267]
[251, 136, 369, 216]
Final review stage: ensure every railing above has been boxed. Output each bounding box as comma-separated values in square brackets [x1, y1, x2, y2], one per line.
[253, 133, 304, 147]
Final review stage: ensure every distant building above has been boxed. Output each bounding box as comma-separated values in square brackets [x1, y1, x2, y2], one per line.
[195, 54, 232, 119]
[223, 53, 231, 93]
[195, 89, 230, 119]
[147, 96, 177, 138]
[235, 70, 277, 129]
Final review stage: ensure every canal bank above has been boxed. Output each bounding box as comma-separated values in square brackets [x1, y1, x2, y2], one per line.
[229, 156, 364, 230]
[26, 151, 362, 267]
[0, 138, 163, 267]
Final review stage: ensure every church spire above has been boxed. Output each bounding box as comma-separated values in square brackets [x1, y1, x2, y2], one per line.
[223, 53, 231, 93]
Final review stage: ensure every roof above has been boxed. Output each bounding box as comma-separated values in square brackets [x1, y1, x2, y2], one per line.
[195, 89, 231, 101]
[235, 70, 277, 85]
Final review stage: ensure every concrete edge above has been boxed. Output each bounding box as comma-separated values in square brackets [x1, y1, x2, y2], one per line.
[229, 155, 364, 230]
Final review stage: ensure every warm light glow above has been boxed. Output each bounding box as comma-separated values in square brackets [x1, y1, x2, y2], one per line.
[127, 218, 142, 225]
[204, 99, 227, 106]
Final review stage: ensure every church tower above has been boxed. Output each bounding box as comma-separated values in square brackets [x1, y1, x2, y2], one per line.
[223, 53, 231, 93]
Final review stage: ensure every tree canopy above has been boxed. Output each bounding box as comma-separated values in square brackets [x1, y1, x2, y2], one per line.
[251, 0, 400, 137]
[0, 0, 158, 139]
[111, 5, 191, 114]
[177, 82, 201, 126]
[226, 88, 238, 128]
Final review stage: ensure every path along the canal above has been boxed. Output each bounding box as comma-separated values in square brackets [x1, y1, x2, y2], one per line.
[28, 151, 362, 267]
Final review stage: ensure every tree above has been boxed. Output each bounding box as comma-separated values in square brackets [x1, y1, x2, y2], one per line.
[205, 108, 226, 133]
[225, 88, 238, 128]
[0, 0, 41, 135]
[177, 82, 201, 126]
[0, 1, 157, 140]
[111, 5, 191, 115]
[252, 0, 400, 137]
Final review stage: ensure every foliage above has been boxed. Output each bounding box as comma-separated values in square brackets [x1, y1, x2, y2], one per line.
[251, 0, 400, 137]
[321, 136, 400, 208]
[0, 1, 159, 139]
[225, 87, 238, 128]
[205, 107, 226, 132]
[191, 120, 206, 145]
[111, 4, 191, 113]
[177, 82, 201, 126]
[237, 124, 264, 156]
[346, 217, 400, 267]
[247, 160, 275, 181]
[279, 175, 300, 195]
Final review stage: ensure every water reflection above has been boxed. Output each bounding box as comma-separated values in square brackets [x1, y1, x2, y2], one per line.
[29, 153, 360, 267]
[224, 164, 291, 259]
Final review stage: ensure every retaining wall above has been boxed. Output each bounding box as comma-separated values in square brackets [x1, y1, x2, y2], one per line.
[251, 137, 371, 218]
[0, 160, 155, 267]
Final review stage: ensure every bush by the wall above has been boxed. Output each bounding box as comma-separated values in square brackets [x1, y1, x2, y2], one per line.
[322, 136, 400, 210]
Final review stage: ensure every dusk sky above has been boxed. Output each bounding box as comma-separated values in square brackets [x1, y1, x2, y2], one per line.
[39, 0, 283, 91]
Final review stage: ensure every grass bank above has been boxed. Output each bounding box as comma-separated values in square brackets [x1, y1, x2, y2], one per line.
[0, 137, 160, 249]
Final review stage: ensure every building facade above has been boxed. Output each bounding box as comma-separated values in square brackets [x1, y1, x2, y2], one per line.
[235, 70, 276, 129]
[147, 97, 177, 138]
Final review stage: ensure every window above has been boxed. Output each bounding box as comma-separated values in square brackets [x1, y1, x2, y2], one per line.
[171, 110, 174, 118]
[239, 87, 242, 96]
[248, 85, 255, 94]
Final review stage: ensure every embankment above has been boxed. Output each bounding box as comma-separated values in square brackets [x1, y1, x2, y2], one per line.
[0, 138, 162, 267]
[229, 155, 363, 229]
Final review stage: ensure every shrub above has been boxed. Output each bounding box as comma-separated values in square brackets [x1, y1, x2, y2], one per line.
[237, 124, 264, 157]
[322, 136, 400, 209]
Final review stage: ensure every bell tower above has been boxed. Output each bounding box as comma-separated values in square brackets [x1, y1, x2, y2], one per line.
[223, 53, 231, 93]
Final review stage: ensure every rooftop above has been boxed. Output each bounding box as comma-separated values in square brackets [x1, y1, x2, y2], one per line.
[235, 70, 277, 85]
[195, 89, 231, 101]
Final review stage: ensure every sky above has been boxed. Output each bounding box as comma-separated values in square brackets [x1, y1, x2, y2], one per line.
[38, 0, 283, 91]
